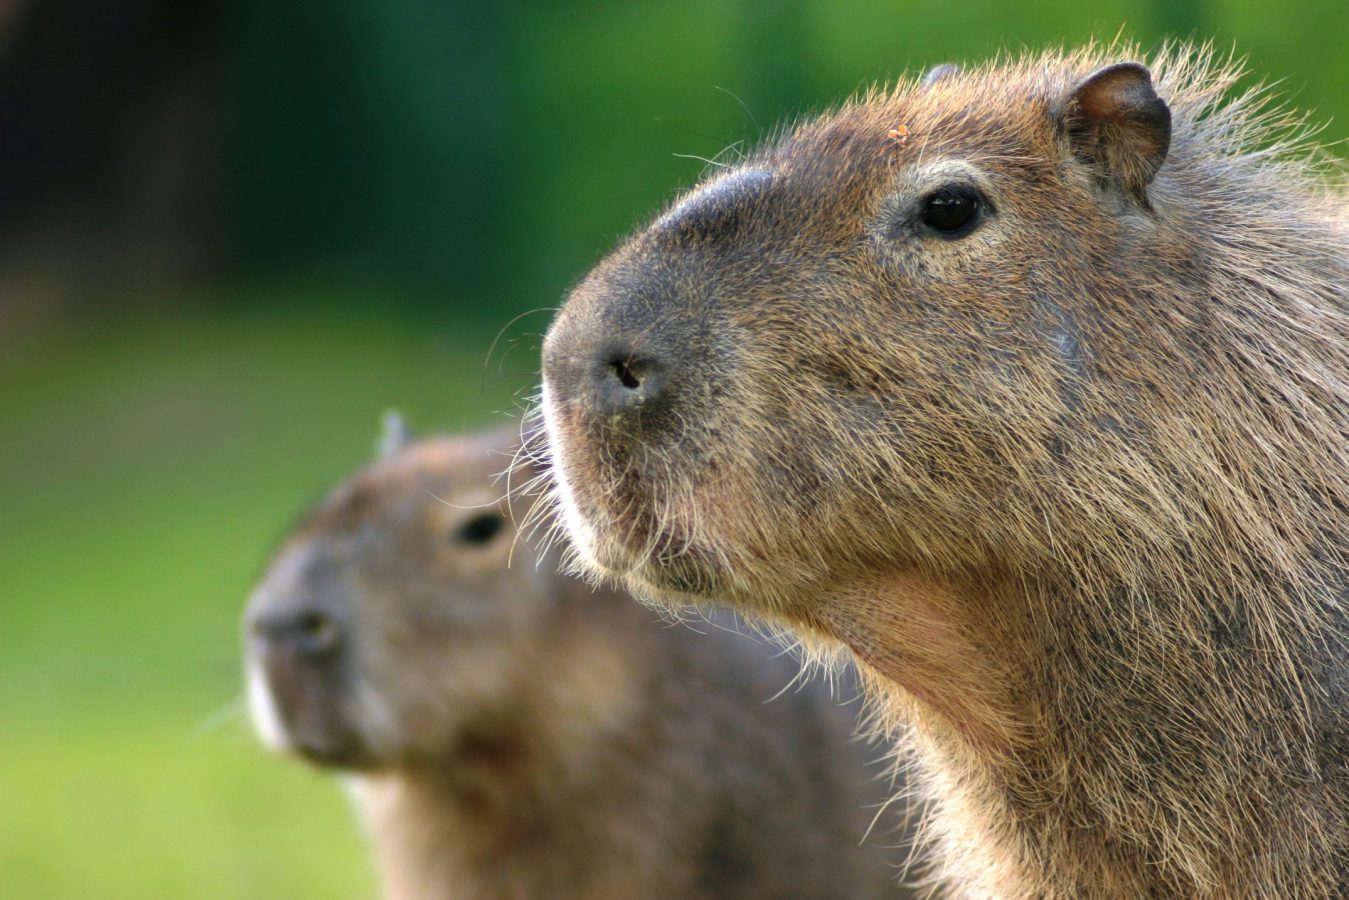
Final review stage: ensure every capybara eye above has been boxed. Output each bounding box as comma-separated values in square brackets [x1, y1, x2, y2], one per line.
[920, 185, 983, 237]
[456, 511, 505, 546]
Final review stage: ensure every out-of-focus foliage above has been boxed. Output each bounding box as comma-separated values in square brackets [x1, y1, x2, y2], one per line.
[1, 307, 522, 897]
[227, 0, 1348, 312]
[1, 1, 1344, 896]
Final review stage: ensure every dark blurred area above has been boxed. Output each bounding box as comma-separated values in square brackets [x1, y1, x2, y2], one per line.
[0, 0, 514, 326]
[0, 0, 222, 320]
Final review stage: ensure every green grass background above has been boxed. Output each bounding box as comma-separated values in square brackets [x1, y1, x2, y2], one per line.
[1, 307, 525, 897]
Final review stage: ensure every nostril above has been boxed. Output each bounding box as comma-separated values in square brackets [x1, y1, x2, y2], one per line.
[591, 345, 668, 418]
[253, 607, 342, 658]
[297, 612, 338, 651]
[610, 356, 642, 390]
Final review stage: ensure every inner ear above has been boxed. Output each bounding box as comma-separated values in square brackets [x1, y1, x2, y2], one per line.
[1064, 62, 1171, 207]
[378, 410, 415, 460]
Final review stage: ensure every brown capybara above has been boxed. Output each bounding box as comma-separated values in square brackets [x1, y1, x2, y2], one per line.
[244, 421, 915, 900]
[538, 43, 1349, 898]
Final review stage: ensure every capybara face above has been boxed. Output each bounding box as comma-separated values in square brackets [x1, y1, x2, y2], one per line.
[541, 47, 1348, 707]
[543, 51, 1243, 617]
[543, 56, 1178, 613]
[245, 431, 550, 770]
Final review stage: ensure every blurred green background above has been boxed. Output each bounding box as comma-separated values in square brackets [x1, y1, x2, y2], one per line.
[1, 1, 1345, 896]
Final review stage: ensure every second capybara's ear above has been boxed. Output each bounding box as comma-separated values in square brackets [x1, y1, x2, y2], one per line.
[377, 410, 415, 459]
[1063, 62, 1171, 206]
[920, 63, 960, 88]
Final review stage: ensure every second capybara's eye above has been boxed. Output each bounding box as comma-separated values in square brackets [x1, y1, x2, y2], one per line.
[919, 185, 985, 237]
[456, 511, 505, 546]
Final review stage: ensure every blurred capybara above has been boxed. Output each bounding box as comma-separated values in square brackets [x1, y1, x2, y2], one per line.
[539, 44, 1348, 897]
[244, 422, 915, 899]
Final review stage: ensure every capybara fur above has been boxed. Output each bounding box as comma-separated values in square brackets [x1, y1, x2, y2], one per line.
[539, 42, 1349, 898]
[244, 424, 913, 899]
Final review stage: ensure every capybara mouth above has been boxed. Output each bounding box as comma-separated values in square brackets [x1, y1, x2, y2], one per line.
[629, 540, 726, 600]
[291, 732, 377, 770]
[573, 501, 726, 601]
[545, 443, 726, 601]
[248, 654, 380, 769]
[277, 683, 384, 771]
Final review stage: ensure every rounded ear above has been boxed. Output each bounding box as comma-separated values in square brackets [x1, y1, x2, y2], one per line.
[1063, 62, 1171, 207]
[921, 63, 960, 88]
[377, 410, 415, 459]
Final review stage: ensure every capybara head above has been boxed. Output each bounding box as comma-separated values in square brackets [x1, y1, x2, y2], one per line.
[539, 43, 1348, 895]
[542, 52, 1192, 610]
[245, 422, 547, 770]
[541, 43, 1344, 666]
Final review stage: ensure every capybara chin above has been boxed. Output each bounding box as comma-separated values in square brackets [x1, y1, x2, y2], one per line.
[539, 43, 1349, 897]
[244, 423, 912, 900]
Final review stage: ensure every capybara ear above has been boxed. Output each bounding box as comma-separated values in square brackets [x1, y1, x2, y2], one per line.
[920, 63, 960, 88]
[378, 410, 415, 459]
[1064, 62, 1171, 206]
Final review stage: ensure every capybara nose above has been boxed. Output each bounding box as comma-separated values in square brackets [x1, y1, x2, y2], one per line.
[595, 345, 667, 418]
[251, 606, 343, 659]
[545, 326, 673, 424]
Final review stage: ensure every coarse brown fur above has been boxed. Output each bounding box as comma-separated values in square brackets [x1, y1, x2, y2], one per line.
[538, 42, 1349, 897]
[244, 426, 913, 899]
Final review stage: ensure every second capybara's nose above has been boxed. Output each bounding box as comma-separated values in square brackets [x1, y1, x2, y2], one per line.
[250, 605, 343, 660]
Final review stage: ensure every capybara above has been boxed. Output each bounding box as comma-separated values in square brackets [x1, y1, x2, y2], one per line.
[244, 422, 914, 899]
[539, 44, 1349, 897]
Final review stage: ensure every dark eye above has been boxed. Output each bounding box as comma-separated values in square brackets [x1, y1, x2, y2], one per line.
[920, 185, 983, 237]
[456, 511, 505, 546]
